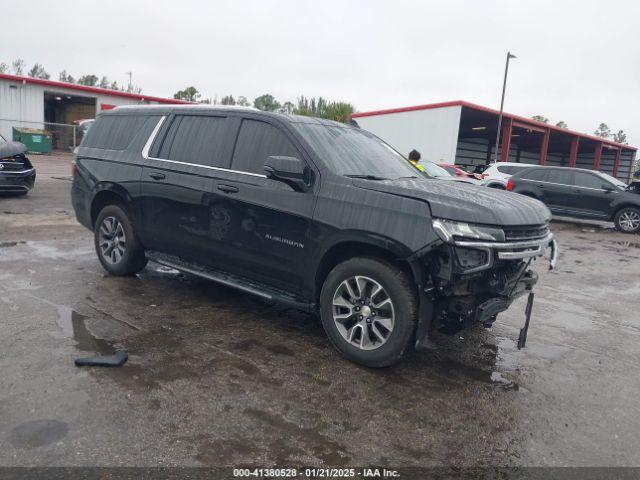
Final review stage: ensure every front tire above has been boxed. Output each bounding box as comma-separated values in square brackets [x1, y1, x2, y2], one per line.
[319, 257, 417, 368]
[94, 204, 147, 276]
[614, 207, 640, 234]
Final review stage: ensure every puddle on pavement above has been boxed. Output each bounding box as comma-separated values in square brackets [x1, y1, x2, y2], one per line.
[408, 335, 520, 391]
[7, 419, 69, 448]
[155, 265, 181, 275]
[54, 304, 114, 354]
[0, 241, 26, 248]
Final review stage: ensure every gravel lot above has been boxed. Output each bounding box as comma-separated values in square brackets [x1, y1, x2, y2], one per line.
[1, 154, 639, 467]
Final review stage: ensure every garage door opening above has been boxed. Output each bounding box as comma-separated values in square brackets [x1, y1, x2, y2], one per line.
[44, 92, 96, 151]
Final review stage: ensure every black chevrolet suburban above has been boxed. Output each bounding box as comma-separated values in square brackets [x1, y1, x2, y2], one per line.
[71, 106, 557, 367]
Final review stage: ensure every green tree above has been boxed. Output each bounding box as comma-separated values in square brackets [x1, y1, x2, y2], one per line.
[594, 123, 611, 138]
[78, 74, 99, 86]
[99, 76, 109, 89]
[253, 94, 281, 112]
[220, 95, 236, 105]
[0, 63, 8, 73]
[294, 96, 355, 123]
[59, 70, 75, 83]
[12, 59, 25, 75]
[28, 63, 50, 79]
[555, 121, 568, 128]
[237, 96, 250, 107]
[612, 130, 627, 144]
[531, 115, 549, 123]
[109, 81, 119, 90]
[280, 101, 295, 114]
[173, 86, 200, 102]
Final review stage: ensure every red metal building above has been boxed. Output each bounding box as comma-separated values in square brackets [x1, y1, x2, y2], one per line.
[352, 100, 637, 182]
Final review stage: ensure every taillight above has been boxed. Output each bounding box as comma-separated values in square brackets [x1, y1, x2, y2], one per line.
[71, 161, 78, 177]
[506, 179, 514, 191]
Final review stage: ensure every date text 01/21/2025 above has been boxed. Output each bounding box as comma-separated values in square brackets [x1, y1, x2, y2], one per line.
[232, 467, 400, 477]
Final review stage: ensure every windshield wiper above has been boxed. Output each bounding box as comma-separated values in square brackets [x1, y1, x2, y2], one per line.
[344, 174, 389, 180]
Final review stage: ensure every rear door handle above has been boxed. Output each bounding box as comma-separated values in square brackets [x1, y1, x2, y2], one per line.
[217, 184, 239, 194]
[537, 184, 545, 188]
[149, 172, 166, 180]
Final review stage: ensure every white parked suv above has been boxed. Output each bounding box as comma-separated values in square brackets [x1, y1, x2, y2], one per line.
[480, 162, 537, 189]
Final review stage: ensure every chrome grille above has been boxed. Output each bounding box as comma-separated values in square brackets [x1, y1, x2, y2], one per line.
[0, 161, 28, 172]
[504, 225, 549, 242]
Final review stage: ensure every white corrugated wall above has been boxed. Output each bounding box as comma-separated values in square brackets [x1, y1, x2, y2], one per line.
[0, 78, 164, 141]
[0, 80, 44, 140]
[353, 106, 462, 163]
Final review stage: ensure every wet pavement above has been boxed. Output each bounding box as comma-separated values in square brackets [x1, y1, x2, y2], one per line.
[1, 154, 639, 467]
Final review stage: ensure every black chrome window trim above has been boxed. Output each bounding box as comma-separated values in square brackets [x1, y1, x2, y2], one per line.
[141, 115, 267, 178]
[520, 177, 615, 192]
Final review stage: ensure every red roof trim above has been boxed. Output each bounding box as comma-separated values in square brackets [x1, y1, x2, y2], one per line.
[351, 100, 465, 119]
[0, 73, 190, 105]
[352, 100, 637, 151]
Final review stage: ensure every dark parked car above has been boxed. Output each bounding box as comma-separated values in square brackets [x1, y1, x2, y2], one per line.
[507, 166, 640, 234]
[72, 106, 556, 367]
[0, 135, 36, 196]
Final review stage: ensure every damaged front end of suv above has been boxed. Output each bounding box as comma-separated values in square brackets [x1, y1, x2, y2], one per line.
[413, 218, 557, 348]
[0, 139, 35, 195]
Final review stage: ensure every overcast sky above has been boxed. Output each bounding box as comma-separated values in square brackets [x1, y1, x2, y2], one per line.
[3, 0, 639, 145]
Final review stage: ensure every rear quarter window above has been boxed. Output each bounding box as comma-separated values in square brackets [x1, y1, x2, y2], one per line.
[81, 115, 149, 150]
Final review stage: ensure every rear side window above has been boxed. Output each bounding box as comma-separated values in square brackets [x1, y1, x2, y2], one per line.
[231, 119, 298, 175]
[82, 115, 148, 150]
[157, 115, 229, 167]
[520, 168, 549, 181]
[443, 166, 457, 175]
[573, 171, 605, 189]
[548, 169, 573, 186]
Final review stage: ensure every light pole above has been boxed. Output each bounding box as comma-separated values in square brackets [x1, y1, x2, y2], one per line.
[493, 52, 516, 163]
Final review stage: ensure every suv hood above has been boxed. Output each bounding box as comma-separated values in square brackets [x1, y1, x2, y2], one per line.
[352, 177, 551, 226]
[0, 141, 28, 159]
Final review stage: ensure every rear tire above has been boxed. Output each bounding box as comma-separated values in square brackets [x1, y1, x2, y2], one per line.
[94, 204, 147, 276]
[319, 257, 417, 368]
[614, 207, 640, 234]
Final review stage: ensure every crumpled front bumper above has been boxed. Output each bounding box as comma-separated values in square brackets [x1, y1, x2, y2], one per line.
[454, 232, 558, 271]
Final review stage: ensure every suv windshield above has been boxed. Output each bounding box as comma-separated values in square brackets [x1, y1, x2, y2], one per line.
[293, 124, 419, 179]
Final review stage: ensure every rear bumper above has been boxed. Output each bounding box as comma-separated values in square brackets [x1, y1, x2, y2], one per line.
[0, 168, 36, 192]
[71, 180, 92, 229]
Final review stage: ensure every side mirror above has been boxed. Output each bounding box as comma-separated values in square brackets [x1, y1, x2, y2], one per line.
[264, 156, 312, 192]
[602, 183, 615, 192]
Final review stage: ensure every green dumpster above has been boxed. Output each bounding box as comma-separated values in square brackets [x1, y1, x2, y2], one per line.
[12, 127, 53, 154]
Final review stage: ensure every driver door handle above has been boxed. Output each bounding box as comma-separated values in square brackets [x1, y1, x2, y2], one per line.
[217, 184, 239, 194]
[148, 172, 165, 180]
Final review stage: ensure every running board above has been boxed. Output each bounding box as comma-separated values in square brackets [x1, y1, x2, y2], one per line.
[146, 251, 314, 312]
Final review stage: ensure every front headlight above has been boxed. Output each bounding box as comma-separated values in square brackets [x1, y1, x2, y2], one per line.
[432, 219, 505, 243]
